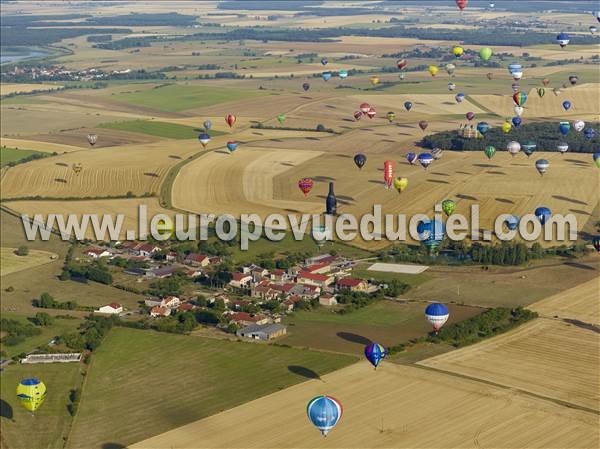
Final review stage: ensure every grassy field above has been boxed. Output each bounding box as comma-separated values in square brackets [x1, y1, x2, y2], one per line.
[0, 247, 58, 276]
[131, 361, 599, 449]
[351, 265, 431, 288]
[529, 278, 599, 323]
[281, 300, 481, 354]
[67, 327, 357, 449]
[0, 147, 46, 167]
[108, 84, 265, 112]
[0, 362, 83, 449]
[98, 119, 225, 140]
[0, 83, 62, 96]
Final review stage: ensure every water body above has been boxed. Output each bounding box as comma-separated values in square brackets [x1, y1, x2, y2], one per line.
[0, 50, 51, 64]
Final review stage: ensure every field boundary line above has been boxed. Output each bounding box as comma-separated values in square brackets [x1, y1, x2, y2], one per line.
[465, 94, 500, 116]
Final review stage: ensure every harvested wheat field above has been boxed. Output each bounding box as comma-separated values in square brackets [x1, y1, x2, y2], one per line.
[529, 278, 600, 324]
[0, 138, 84, 154]
[419, 319, 600, 411]
[0, 83, 62, 96]
[0, 247, 58, 276]
[131, 361, 598, 449]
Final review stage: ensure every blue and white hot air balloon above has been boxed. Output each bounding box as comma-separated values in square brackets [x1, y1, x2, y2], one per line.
[226, 140, 238, 153]
[535, 159, 549, 176]
[406, 152, 417, 165]
[535, 206, 552, 225]
[321, 57, 328, 66]
[425, 302, 449, 333]
[417, 152, 434, 169]
[322, 71, 332, 81]
[338, 70, 348, 79]
[562, 100, 572, 111]
[505, 215, 520, 231]
[307, 396, 342, 436]
[455, 93, 465, 103]
[507, 63, 523, 80]
[364, 343, 386, 369]
[559, 121, 570, 136]
[198, 133, 211, 148]
[584, 128, 596, 140]
[512, 116, 522, 128]
[556, 32, 570, 48]
[417, 218, 445, 252]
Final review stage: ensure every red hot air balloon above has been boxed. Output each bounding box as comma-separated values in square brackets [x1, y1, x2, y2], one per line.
[359, 103, 371, 113]
[418, 120, 428, 131]
[367, 107, 376, 119]
[384, 160, 394, 189]
[225, 114, 236, 128]
[298, 178, 314, 197]
[456, 0, 468, 11]
[353, 111, 363, 121]
[397, 59, 407, 70]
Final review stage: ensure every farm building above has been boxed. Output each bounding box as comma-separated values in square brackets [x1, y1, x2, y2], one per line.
[229, 272, 253, 288]
[336, 278, 368, 292]
[95, 303, 123, 314]
[150, 306, 171, 317]
[319, 293, 338, 306]
[236, 323, 287, 341]
[184, 253, 210, 267]
[86, 247, 112, 259]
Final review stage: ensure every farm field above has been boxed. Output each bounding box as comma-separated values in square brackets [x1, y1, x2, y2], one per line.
[0, 83, 62, 95]
[132, 361, 599, 449]
[0, 247, 58, 276]
[67, 327, 356, 449]
[529, 278, 599, 323]
[0, 147, 46, 166]
[99, 119, 224, 139]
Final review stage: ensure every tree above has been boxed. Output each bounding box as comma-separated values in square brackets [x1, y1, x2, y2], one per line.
[15, 245, 29, 256]
[39, 292, 56, 308]
[34, 312, 53, 326]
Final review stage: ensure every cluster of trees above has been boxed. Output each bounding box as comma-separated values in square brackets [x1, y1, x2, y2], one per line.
[336, 280, 410, 314]
[422, 122, 599, 153]
[1, 26, 131, 46]
[68, 388, 81, 416]
[87, 34, 112, 43]
[58, 315, 116, 351]
[149, 272, 187, 296]
[252, 123, 336, 133]
[34, 292, 78, 310]
[62, 260, 113, 285]
[429, 307, 538, 347]
[0, 318, 42, 346]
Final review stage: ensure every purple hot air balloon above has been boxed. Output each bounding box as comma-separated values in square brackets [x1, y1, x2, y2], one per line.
[466, 112, 475, 121]
[406, 152, 417, 165]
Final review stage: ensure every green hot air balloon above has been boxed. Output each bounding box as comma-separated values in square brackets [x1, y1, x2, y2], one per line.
[441, 199, 456, 216]
[479, 47, 492, 61]
[277, 114, 286, 125]
[484, 145, 496, 160]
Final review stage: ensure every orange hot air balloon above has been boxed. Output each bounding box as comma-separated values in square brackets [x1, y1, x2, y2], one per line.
[456, 0, 468, 11]
[384, 160, 394, 189]
[298, 178, 314, 197]
[225, 114, 236, 127]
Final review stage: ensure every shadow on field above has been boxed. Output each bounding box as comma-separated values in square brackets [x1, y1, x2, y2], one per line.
[488, 171, 507, 175]
[144, 172, 159, 177]
[368, 180, 383, 185]
[563, 262, 596, 271]
[553, 195, 588, 205]
[336, 153, 352, 159]
[214, 150, 230, 155]
[427, 179, 450, 184]
[337, 332, 371, 346]
[495, 197, 514, 204]
[288, 365, 322, 381]
[381, 139, 395, 143]
[0, 400, 13, 421]
[456, 171, 472, 175]
[456, 194, 478, 200]
[473, 163, 499, 168]
[54, 178, 67, 183]
[565, 159, 587, 165]
[569, 209, 590, 215]
[313, 175, 335, 182]
[431, 172, 449, 177]
[102, 444, 126, 449]
[280, 162, 295, 167]
[55, 162, 68, 167]
[168, 155, 182, 160]
[304, 137, 320, 141]
[563, 319, 600, 334]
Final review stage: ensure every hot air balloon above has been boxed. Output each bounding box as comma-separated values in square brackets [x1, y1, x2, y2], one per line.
[359, 103, 371, 113]
[198, 132, 211, 148]
[225, 114, 236, 128]
[353, 110, 363, 121]
[505, 215, 519, 231]
[322, 71, 332, 81]
[511, 83, 520, 94]
[339, 70, 348, 79]
[354, 153, 366, 169]
[302, 82, 310, 91]
[573, 120, 585, 132]
[556, 32, 570, 48]
[562, 100, 572, 111]
[277, 114, 286, 125]
[364, 343, 386, 369]
[594, 153, 600, 168]
[553, 88, 561, 96]
[384, 160, 394, 189]
[590, 25, 598, 34]
[596, 10, 600, 23]
[486, 72, 493, 80]
[448, 82, 456, 91]
[489, 2, 495, 8]
[537, 87, 545, 98]
[466, 111, 475, 121]
[535, 159, 549, 176]
[441, 199, 456, 216]
[321, 57, 328, 66]
[203, 119, 212, 130]
[367, 107, 376, 119]
[370, 76, 380, 86]
[418, 152, 433, 169]
[455, 93, 465, 103]
[542, 78, 550, 86]
[502, 121, 512, 134]
[404, 101, 413, 111]
[507, 140, 521, 156]
[298, 178, 314, 197]
[393, 176, 408, 194]
[557, 142, 569, 154]
[584, 128, 596, 140]
[455, 0, 468, 11]
[417, 218, 445, 252]
[477, 121, 490, 135]
[428, 65, 439, 77]
[535, 206, 551, 225]
[593, 236, 600, 252]
[568, 75, 578, 86]
[386, 111, 396, 122]
[87, 134, 97, 146]
[17, 378, 46, 412]
[522, 141, 536, 157]
[513, 91, 527, 107]
[508, 63, 523, 80]
[513, 106, 524, 117]
[479, 47, 492, 61]
[418, 120, 428, 131]
[559, 121, 570, 135]
[452, 46, 464, 58]
[399, 73, 405, 80]
[72, 163, 82, 175]
[512, 116, 522, 128]
[484, 145, 496, 160]
[406, 152, 417, 165]
[445, 63, 456, 76]
[432, 148, 443, 160]
[307, 396, 342, 436]
[397, 59, 408, 70]
[512, 71, 523, 81]
[226, 141, 238, 152]
[425, 302, 449, 333]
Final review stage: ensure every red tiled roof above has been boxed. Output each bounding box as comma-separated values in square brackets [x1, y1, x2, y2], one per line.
[86, 247, 107, 255]
[297, 272, 330, 282]
[337, 278, 364, 287]
[231, 272, 251, 281]
[229, 312, 265, 323]
[304, 262, 329, 272]
[151, 306, 169, 315]
[108, 303, 122, 309]
[185, 253, 208, 263]
[272, 269, 285, 276]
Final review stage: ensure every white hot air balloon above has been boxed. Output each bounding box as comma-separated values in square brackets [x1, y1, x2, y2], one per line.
[514, 106, 524, 117]
[573, 120, 585, 132]
[557, 142, 569, 154]
[507, 141, 521, 157]
[535, 159, 549, 176]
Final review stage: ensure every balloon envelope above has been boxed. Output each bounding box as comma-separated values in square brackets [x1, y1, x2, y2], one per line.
[364, 343, 386, 368]
[354, 153, 366, 169]
[298, 178, 314, 196]
[339, 70, 348, 79]
[226, 141, 238, 152]
[466, 112, 475, 121]
[507, 141, 521, 156]
[573, 120, 585, 132]
[441, 199, 456, 216]
[562, 100, 572, 111]
[17, 378, 46, 412]
[404, 101, 413, 111]
[559, 121, 570, 135]
[417, 152, 433, 169]
[484, 145, 496, 159]
[479, 47, 492, 61]
[225, 114, 236, 127]
[535, 207, 552, 225]
[406, 152, 417, 165]
[322, 71, 332, 81]
[505, 215, 519, 231]
[397, 59, 408, 70]
[535, 159, 549, 176]
[307, 396, 342, 436]
[556, 32, 570, 47]
[418, 120, 428, 131]
[203, 120, 212, 130]
[393, 176, 408, 193]
[513, 91, 527, 106]
[512, 116, 522, 128]
[302, 83, 310, 91]
[428, 65, 439, 76]
[425, 302, 449, 331]
[455, 93, 465, 103]
[198, 133, 211, 147]
[477, 122, 490, 135]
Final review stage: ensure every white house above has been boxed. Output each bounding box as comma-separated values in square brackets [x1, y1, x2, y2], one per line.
[95, 303, 123, 314]
[86, 247, 111, 259]
[145, 296, 181, 308]
[150, 306, 171, 317]
[229, 272, 253, 288]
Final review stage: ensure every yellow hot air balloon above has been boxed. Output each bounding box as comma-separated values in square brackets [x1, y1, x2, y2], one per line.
[155, 217, 174, 240]
[393, 177, 408, 193]
[501, 121, 512, 134]
[428, 65, 439, 77]
[452, 46, 464, 58]
[17, 378, 46, 412]
[370, 76, 380, 86]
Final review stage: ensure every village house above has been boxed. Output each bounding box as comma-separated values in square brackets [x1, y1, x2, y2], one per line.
[120, 242, 161, 257]
[165, 251, 177, 262]
[303, 262, 331, 274]
[145, 296, 181, 309]
[146, 265, 180, 279]
[251, 284, 280, 301]
[178, 303, 196, 312]
[336, 278, 368, 292]
[184, 267, 203, 278]
[229, 272, 253, 288]
[85, 247, 112, 259]
[296, 271, 334, 288]
[150, 306, 171, 317]
[95, 303, 123, 314]
[184, 253, 210, 267]
[236, 323, 287, 341]
[319, 293, 338, 307]
[269, 268, 288, 282]
[290, 283, 321, 299]
[281, 294, 302, 312]
[227, 312, 270, 327]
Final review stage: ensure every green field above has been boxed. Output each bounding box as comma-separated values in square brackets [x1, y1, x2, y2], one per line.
[110, 84, 265, 112]
[281, 300, 481, 354]
[67, 327, 356, 449]
[351, 266, 431, 288]
[0, 147, 45, 167]
[99, 119, 226, 139]
[0, 362, 83, 449]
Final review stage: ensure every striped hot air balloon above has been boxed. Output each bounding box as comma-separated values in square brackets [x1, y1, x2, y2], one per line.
[298, 178, 314, 197]
[364, 343, 386, 369]
[535, 159, 549, 176]
[384, 160, 394, 189]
